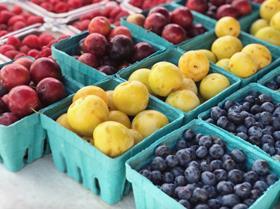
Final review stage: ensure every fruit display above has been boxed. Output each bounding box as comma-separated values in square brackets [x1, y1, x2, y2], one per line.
[0, 31, 70, 59]
[128, 50, 232, 113]
[139, 128, 278, 209]
[29, 0, 104, 13]
[0, 3, 44, 37]
[126, 6, 207, 45]
[205, 90, 280, 158]
[77, 16, 156, 75]
[185, 0, 253, 20]
[70, 1, 130, 31]
[56, 81, 170, 157]
[249, 0, 280, 46]
[0, 57, 66, 125]
[128, 0, 174, 10]
[264, 74, 280, 91]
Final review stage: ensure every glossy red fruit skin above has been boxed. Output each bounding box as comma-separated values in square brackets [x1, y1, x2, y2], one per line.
[149, 6, 171, 21]
[83, 33, 108, 57]
[88, 16, 111, 36]
[30, 57, 61, 84]
[161, 24, 187, 44]
[36, 77, 66, 105]
[186, 0, 209, 13]
[8, 85, 40, 117]
[132, 42, 155, 62]
[0, 63, 30, 89]
[144, 13, 169, 35]
[0, 112, 18, 126]
[14, 57, 33, 70]
[171, 7, 193, 29]
[78, 53, 99, 68]
[232, 0, 252, 16]
[210, 0, 226, 6]
[109, 26, 132, 40]
[216, 4, 240, 19]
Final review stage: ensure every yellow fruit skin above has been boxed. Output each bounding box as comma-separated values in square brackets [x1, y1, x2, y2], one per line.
[199, 73, 230, 100]
[229, 52, 258, 78]
[271, 11, 280, 30]
[56, 113, 73, 131]
[255, 26, 280, 46]
[93, 121, 134, 157]
[211, 36, 243, 60]
[215, 17, 241, 37]
[242, 44, 272, 70]
[132, 110, 169, 138]
[67, 95, 109, 137]
[113, 81, 149, 116]
[128, 68, 152, 92]
[260, 0, 280, 21]
[197, 49, 217, 63]
[107, 90, 116, 110]
[250, 19, 269, 35]
[108, 110, 131, 128]
[216, 59, 230, 71]
[179, 78, 198, 95]
[128, 129, 144, 144]
[149, 62, 183, 97]
[73, 86, 108, 105]
[179, 51, 210, 81]
[166, 89, 200, 112]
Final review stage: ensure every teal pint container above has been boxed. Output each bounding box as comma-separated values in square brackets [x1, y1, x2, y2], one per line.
[258, 66, 280, 95]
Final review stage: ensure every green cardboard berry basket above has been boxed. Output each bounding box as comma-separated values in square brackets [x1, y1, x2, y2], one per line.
[117, 47, 241, 123]
[0, 60, 82, 172]
[175, 1, 260, 31]
[126, 119, 280, 209]
[258, 66, 280, 95]
[180, 30, 280, 86]
[40, 78, 184, 205]
[121, 3, 214, 48]
[51, 29, 165, 86]
[198, 83, 280, 159]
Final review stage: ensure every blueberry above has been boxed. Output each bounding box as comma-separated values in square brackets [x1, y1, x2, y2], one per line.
[214, 169, 227, 181]
[213, 137, 226, 148]
[252, 160, 269, 176]
[203, 185, 217, 198]
[196, 146, 208, 158]
[243, 198, 255, 206]
[265, 81, 278, 90]
[208, 198, 221, 209]
[261, 102, 275, 113]
[225, 122, 236, 133]
[151, 156, 167, 171]
[262, 143, 276, 155]
[163, 172, 174, 183]
[176, 139, 188, 149]
[222, 154, 232, 161]
[244, 171, 258, 184]
[234, 182, 251, 198]
[254, 180, 268, 192]
[160, 183, 175, 196]
[189, 161, 200, 168]
[175, 175, 187, 186]
[140, 169, 152, 180]
[231, 149, 246, 163]
[166, 155, 179, 168]
[217, 116, 229, 129]
[194, 204, 209, 209]
[221, 194, 240, 207]
[273, 106, 280, 117]
[273, 131, 280, 140]
[248, 126, 263, 138]
[275, 140, 280, 148]
[201, 160, 211, 172]
[223, 159, 236, 171]
[266, 174, 278, 185]
[210, 160, 223, 171]
[209, 144, 225, 159]
[220, 207, 230, 209]
[196, 133, 204, 143]
[151, 170, 162, 184]
[228, 169, 244, 184]
[206, 118, 215, 123]
[192, 188, 208, 202]
[179, 199, 191, 208]
[232, 203, 248, 209]
[272, 117, 280, 129]
[263, 126, 274, 135]
[250, 105, 262, 114]
[237, 132, 248, 140]
[276, 75, 280, 84]
[244, 116, 256, 128]
[224, 100, 236, 110]
[236, 125, 247, 134]
[185, 166, 201, 183]
[250, 189, 261, 200]
[155, 145, 170, 158]
[176, 149, 192, 166]
[176, 186, 192, 200]
[259, 111, 273, 125]
[199, 136, 213, 148]
[201, 171, 216, 186]
[171, 166, 184, 177]
[184, 129, 196, 141]
[259, 94, 272, 103]
[211, 106, 226, 121]
[244, 95, 255, 104]
[227, 111, 244, 124]
[261, 134, 274, 144]
[242, 102, 251, 111]
[217, 181, 234, 195]
[248, 136, 261, 146]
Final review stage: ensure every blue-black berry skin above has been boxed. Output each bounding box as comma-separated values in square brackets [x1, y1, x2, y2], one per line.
[221, 194, 240, 207]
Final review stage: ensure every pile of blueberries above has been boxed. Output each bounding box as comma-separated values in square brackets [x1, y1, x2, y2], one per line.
[264, 75, 280, 91]
[139, 129, 278, 209]
[206, 92, 280, 157]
